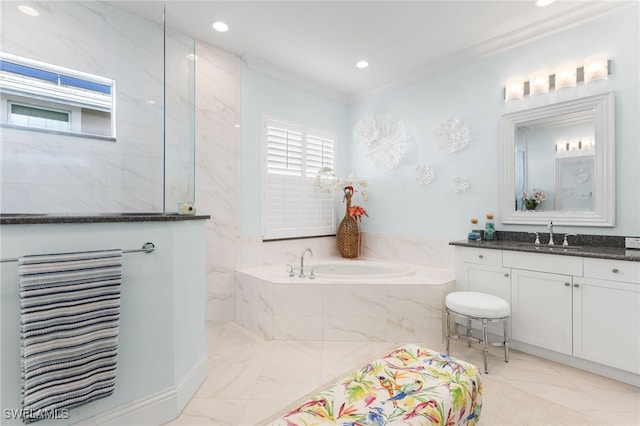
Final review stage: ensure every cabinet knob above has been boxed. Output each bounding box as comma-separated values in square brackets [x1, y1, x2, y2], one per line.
[564, 282, 570, 287]
[612, 268, 619, 273]
[573, 283, 580, 288]
[478, 254, 483, 259]
[504, 273, 509, 278]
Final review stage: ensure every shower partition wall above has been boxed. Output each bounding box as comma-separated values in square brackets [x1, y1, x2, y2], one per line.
[0, 1, 195, 214]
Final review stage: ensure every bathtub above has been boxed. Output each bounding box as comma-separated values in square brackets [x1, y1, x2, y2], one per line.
[235, 259, 455, 342]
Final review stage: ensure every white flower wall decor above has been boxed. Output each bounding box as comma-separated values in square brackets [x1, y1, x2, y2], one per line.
[434, 118, 469, 153]
[452, 176, 471, 193]
[354, 113, 407, 170]
[415, 164, 435, 185]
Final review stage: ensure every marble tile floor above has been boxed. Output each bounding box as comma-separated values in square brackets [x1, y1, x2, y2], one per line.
[166, 322, 639, 426]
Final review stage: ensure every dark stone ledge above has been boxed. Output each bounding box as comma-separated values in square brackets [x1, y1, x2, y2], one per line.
[0, 213, 210, 225]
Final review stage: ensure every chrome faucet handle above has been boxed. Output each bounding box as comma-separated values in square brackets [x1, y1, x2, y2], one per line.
[286, 264, 295, 277]
[563, 233, 577, 247]
[309, 267, 317, 280]
[528, 232, 540, 245]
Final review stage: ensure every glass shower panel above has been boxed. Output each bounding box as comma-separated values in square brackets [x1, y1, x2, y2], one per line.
[163, 9, 196, 213]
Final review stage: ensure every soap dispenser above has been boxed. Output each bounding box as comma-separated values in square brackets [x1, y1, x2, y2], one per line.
[484, 213, 496, 241]
[468, 218, 481, 241]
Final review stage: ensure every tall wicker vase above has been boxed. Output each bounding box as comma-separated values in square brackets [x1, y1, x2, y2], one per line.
[337, 192, 360, 258]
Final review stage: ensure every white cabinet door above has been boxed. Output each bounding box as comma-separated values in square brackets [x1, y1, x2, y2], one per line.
[459, 263, 511, 302]
[459, 263, 511, 335]
[511, 269, 573, 355]
[573, 277, 640, 374]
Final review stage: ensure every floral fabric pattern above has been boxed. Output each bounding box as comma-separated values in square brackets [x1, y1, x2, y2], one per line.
[269, 344, 482, 425]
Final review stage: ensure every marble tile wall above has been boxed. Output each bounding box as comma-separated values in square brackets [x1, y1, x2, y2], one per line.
[1, 3, 165, 213]
[193, 42, 242, 325]
[235, 271, 454, 342]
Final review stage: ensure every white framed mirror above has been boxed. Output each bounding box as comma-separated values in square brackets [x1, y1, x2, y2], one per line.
[500, 92, 615, 226]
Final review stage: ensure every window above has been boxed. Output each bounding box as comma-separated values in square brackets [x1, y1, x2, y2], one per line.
[0, 52, 115, 138]
[262, 116, 336, 240]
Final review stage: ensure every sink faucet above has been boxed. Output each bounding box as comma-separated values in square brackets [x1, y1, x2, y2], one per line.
[547, 221, 554, 245]
[299, 248, 313, 278]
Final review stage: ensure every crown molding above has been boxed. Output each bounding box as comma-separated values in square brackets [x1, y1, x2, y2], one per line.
[241, 55, 350, 104]
[349, 1, 634, 103]
[242, 1, 634, 105]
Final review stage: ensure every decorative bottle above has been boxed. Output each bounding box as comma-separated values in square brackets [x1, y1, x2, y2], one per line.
[484, 213, 496, 241]
[467, 218, 481, 241]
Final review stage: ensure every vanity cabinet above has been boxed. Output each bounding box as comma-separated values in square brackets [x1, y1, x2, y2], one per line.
[510, 269, 573, 355]
[574, 258, 640, 374]
[454, 245, 640, 382]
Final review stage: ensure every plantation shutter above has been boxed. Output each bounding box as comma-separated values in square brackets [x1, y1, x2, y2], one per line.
[263, 117, 336, 240]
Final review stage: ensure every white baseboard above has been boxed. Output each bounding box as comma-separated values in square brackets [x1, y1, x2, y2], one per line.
[80, 351, 208, 425]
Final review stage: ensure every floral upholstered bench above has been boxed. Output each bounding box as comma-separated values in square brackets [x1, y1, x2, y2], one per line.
[267, 344, 482, 425]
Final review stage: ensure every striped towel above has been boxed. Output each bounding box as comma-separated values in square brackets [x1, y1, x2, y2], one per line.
[18, 249, 123, 423]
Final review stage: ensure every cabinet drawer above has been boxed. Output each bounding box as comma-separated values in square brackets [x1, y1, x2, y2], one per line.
[456, 247, 502, 266]
[503, 250, 582, 276]
[583, 258, 640, 284]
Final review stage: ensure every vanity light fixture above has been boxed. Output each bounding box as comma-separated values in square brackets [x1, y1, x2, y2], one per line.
[555, 62, 577, 89]
[505, 77, 525, 101]
[584, 55, 608, 83]
[529, 70, 549, 95]
[18, 5, 39, 16]
[504, 55, 610, 101]
[212, 21, 229, 32]
[555, 139, 593, 153]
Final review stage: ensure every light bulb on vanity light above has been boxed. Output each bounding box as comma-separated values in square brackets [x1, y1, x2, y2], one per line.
[555, 62, 577, 89]
[529, 70, 549, 95]
[505, 77, 525, 101]
[584, 55, 608, 83]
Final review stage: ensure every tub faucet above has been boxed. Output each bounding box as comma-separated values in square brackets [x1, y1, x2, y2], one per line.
[547, 220, 555, 245]
[299, 248, 313, 278]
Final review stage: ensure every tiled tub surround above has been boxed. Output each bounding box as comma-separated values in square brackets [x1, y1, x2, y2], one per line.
[235, 259, 455, 342]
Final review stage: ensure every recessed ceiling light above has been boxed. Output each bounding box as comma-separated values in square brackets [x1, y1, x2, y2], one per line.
[356, 60, 369, 69]
[18, 5, 39, 16]
[212, 21, 229, 32]
[536, 0, 556, 7]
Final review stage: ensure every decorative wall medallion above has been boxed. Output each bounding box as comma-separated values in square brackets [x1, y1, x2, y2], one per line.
[452, 176, 470, 193]
[434, 119, 469, 153]
[415, 164, 435, 185]
[571, 167, 589, 184]
[354, 113, 407, 170]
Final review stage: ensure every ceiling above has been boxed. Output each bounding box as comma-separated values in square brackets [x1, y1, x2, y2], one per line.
[109, 1, 633, 103]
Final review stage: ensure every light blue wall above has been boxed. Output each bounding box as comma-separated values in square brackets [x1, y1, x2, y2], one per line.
[241, 6, 639, 239]
[240, 65, 350, 237]
[349, 6, 638, 238]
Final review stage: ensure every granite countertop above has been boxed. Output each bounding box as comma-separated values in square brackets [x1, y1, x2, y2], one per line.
[0, 213, 211, 225]
[450, 232, 640, 262]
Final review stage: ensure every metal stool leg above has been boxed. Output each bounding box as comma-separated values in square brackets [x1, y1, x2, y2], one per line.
[466, 317, 472, 347]
[503, 317, 510, 363]
[445, 309, 451, 355]
[482, 318, 489, 374]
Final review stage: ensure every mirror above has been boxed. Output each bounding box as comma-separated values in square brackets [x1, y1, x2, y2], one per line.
[500, 92, 615, 226]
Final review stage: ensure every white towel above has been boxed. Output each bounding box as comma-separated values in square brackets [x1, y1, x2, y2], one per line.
[18, 249, 122, 423]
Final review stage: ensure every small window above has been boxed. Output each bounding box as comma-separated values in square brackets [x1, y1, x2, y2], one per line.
[262, 116, 336, 240]
[0, 52, 115, 139]
[9, 102, 71, 131]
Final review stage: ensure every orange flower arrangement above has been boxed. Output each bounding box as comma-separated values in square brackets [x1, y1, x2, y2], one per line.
[343, 186, 369, 222]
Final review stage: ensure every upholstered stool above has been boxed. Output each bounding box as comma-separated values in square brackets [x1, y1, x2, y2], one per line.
[445, 291, 510, 374]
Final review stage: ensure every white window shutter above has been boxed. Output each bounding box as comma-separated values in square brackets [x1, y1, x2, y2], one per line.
[262, 117, 336, 240]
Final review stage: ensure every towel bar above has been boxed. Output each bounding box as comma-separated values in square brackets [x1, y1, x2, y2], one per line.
[0, 242, 155, 263]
